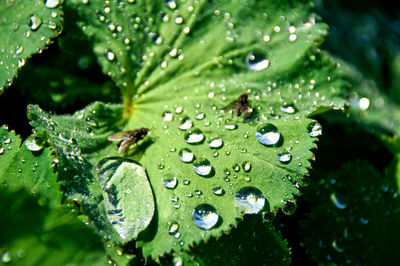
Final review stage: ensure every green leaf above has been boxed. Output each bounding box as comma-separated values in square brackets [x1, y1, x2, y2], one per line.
[0, 0, 63, 93]
[30, 0, 348, 260]
[301, 160, 400, 264]
[0, 125, 60, 207]
[174, 215, 290, 266]
[0, 188, 108, 266]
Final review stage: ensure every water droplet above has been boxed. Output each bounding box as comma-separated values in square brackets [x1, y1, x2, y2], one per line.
[1, 252, 11, 263]
[184, 128, 204, 144]
[178, 117, 193, 130]
[232, 164, 240, 172]
[3, 138, 11, 144]
[246, 52, 269, 71]
[168, 222, 179, 235]
[25, 137, 44, 151]
[162, 173, 178, 189]
[29, 15, 42, 31]
[262, 211, 276, 222]
[330, 192, 347, 209]
[15, 45, 23, 55]
[280, 103, 297, 114]
[234, 187, 265, 214]
[242, 161, 251, 172]
[95, 157, 155, 241]
[175, 106, 183, 113]
[195, 112, 205, 120]
[162, 111, 174, 121]
[193, 158, 212, 177]
[277, 150, 292, 164]
[192, 203, 219, 230]
[207, 137, 223, 149]
[165, 0, 177, 9]
[224, 119, 237, 130]
[0, 148, 4, 154]
[256, 124, 281, 146]
[45, 0, 60, 8]
[178, 148, 194, 163]
[212, 187, 224, 196]
[105, 50, 115, 61]
[59, 131, 72, 143]
[307, 121, 322, 137]
[282, 200, 297, 215]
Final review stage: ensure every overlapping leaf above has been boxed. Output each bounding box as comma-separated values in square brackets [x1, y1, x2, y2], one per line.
[0, 0, 63, 93]
[27, 0, 348, 260]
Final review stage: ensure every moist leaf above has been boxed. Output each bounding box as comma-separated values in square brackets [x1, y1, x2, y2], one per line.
[30, 0, 348, 260]
[0, 125, 60, 207]
[0, 0, 63, 93]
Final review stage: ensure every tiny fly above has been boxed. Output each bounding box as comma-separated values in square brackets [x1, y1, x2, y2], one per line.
[107, 128, 148, 153]
[224, 93, 253, 117]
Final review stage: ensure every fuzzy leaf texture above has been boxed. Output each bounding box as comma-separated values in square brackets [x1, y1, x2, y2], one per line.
[28, 0, 347, 260]
[0, 0, 63, 93]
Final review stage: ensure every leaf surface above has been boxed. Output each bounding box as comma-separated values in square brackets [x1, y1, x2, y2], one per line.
[29, 0, 347, 260]
[0, 0, 63, 92]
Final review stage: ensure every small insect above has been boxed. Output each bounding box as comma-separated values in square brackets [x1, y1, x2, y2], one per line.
[223, 93, 253, 117]
[107, 128, 148, 153]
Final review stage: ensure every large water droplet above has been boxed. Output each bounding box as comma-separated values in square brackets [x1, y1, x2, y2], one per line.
[307, 121, 322, 137]
[277, 149, 292, 164]
[207, 137, 223, 149]
[212, 187, 224, 196]
[234, 187, 265, 214]
[246, 52, 269, 71]
[162, 173, 178, 189]
[178, 148, 194, 163]
[242, 161, 251, 172]
[179, 117, 193, 130]
[184, 128, 204, 144]
[256, 124, 281, 146]
[29, 15, 42, 31]
[193, 158, 213, 177]
[192, 203, 219, 230]
[96, 157, 155, 241]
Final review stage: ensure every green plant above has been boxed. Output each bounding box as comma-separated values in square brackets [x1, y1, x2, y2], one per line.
[1, 0, 399, 265]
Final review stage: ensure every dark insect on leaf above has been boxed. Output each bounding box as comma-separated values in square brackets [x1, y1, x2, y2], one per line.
[223, 93, 253, 117]
[108, 128, 148, 153]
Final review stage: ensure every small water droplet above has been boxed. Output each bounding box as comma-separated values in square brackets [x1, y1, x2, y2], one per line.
[15, 45, 23, 55]
[192, 203, 219, 230]
[3, 138, 11, 144]
[277, 150, 292, 164]
[162, 173, 178, 189]
[262, 211, 276, 222]
[193, 158, 212, 177]
[178, 148, 194, 163]
[330, 192, 347, 209]
[282, 200, 297, 215]
[168, 222, 179, 235]
[1, 252, 11, 263]
[45, 0, 60, 8]
[184, 128, 204, 144]
[179, 117, 193, 130]
[242, 161, 251, 172]
[29, 15, 42, 31]
[105, 50, 115, 61]
[307, 121, 322, 137]
[195, 112, 205, 120]
[234, 187, 265, 214]
[280, 103, 297, 114]
[207, 137, 223, 149]
[246, 52, 269, 71]
[212, 187, 224, 196]
[162, 111, 174, 121]
[25, 137, 44, 151]
[256, 124, 281, 146]
[59, 131, 72, 143]
[232, 164, 240, 172]
[0, 148, 4, 154]
[224, 119, 237, 130]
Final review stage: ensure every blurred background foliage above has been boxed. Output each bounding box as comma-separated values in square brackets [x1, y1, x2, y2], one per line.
[1, 0, 400, 264]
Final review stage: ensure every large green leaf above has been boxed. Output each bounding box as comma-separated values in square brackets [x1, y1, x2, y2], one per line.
[0, 0, 63, 93]
[28, 0, 347, 260]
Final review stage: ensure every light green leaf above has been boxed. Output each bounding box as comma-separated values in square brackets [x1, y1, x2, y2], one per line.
[0, 125, 60, 207]
[30, 0, 348, 260]
[0, 0, 63, 93]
